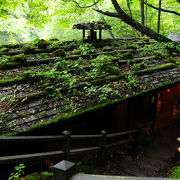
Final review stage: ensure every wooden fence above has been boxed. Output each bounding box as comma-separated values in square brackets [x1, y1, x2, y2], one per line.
[0, 129, 138, 165]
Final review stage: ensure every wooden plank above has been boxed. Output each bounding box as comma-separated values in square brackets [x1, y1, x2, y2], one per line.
[107, 130, 137, 138]
[71, 134, 101, 140]
[106, 139, 135, 149]
[70, 146, 101, 156]
[0, 135, 64, 142]
[0, 151, 64, 165]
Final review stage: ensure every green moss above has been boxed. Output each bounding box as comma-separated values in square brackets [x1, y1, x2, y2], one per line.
[2, 77, 180, 136]
[102, 46, 114, 51]
[0, 47, 9, 53]
[165, 57, 176, 64]
[135, 63, 176, 75]
[122, 52, 133, 59]
[71, 49, 81, 55]
[103, 65, 119, 75]
[22, 91, 48, 103]
[37, 39, 48, 49]
[22, 172, 42, 180]
[0, 76, 27, 87]
[0, 62, 23, 70]
[23, 71, 36, 78]
[11, 54, 27, 63]
[90, 74, 126, 86]
[53, 49, 66, 57]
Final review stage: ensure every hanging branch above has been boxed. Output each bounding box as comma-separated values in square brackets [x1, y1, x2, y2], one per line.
[143, 1, 180, 16]
[126, 0, 132, 18]
[71, 0, 100, 8]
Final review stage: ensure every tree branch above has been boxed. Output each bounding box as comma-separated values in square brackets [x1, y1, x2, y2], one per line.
[94, 9, 119, 18]
[94, 7, 172, 43]
[72, 0, 100, 8]
[144, 2, 180, 16]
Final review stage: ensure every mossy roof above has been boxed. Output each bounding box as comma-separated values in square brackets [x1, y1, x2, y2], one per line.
[0, 38, 179, 135]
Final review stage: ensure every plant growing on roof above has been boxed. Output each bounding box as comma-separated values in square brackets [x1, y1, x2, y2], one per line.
[78, 43, 96, 56]
[90, 55, 114, 78]
[0, 55, 10, 66]
[126, 73, 138, 89]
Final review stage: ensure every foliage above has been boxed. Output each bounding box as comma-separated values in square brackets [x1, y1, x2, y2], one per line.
[0, 55, 10, 66]
[168, 166, 180, 178]
[140, 42, 180, 57]
[0, 0, 179, 44]
[126, 73, 138, 89]
[90, 55, 115, 78]
[8, 163, 26, 180]
[78, 43, 96, 56]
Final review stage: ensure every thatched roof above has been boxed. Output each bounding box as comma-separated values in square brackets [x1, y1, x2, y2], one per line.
[0, 38, 179, 135]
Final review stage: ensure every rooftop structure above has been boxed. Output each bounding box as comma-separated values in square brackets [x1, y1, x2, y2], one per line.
[73, 21, 112, 42]
[0, 38, 179, 135]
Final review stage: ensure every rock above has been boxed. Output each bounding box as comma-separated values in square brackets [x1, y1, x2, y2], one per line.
[53, 49, 66, 57]
[21, 172, 42, 180]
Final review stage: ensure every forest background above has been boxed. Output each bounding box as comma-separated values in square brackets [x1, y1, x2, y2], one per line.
[0, 0, 179, 44]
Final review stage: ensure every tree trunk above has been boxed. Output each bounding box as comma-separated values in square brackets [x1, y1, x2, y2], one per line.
[157, 0, 162, 33]
[145, 0, 148, 27]
[108, 0, 172, 42]
[140, 0, 145, 26]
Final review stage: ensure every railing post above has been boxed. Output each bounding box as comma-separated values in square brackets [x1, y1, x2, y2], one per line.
[62, 130, 71, 160]
[132, 129, 139, 155]
[100, 130, 107, 160]
[52, 160, 76, 180]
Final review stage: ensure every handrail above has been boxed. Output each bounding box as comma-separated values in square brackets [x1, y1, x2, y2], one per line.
[0, 130, 137, 141]
[107, 129, 137, 138]
[71, 134, 102, 140]
[0, 129, 139, 165]
[0, 135, 64, 142]
[0, 151, 64, 165]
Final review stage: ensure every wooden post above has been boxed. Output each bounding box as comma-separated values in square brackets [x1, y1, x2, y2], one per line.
[62, 130, 71, 160]
[132, 129, 139, 154]
[151, 93, 158, 136]
[99, 29, 102, 41]
[52, 160, 76, 180]
[82, 28, 85, 39]
[100, 130, 107, 160]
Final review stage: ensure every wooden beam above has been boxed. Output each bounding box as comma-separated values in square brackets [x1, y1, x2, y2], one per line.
[0, 151, 64, 165]
[0, 135, 64, 142]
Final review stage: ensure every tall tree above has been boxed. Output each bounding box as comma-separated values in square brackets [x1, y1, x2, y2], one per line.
[157, 0, 162, 33]
[94, 0, 172, 42]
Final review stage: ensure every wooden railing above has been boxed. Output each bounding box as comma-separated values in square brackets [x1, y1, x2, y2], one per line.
[0, 129, 139, 165]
